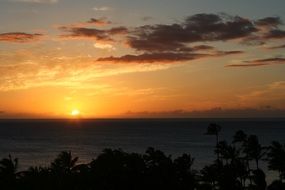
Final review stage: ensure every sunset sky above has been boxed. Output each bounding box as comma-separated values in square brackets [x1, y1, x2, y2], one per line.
[0, 0, 285, 118]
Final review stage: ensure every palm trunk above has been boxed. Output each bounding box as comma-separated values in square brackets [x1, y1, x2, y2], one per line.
[216, 134, 219, 161]
[256, 159, 259, 169]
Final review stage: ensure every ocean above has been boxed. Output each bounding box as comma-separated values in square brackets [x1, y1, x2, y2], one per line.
[0, 118, 285, 181]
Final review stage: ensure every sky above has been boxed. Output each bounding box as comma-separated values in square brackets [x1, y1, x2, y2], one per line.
[0, 0, 285, 118]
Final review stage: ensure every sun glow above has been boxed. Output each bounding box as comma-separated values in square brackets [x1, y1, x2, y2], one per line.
[71, 109, 80, 116]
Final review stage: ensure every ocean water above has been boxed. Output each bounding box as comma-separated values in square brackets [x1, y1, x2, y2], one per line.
[0, 118, 285, 177]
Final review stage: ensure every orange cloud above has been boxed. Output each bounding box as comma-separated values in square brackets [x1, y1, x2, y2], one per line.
[0, 32, 43, 43]
[97, 51, 243, 63]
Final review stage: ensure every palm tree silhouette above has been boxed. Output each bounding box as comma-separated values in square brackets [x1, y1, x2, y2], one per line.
[51, 151, 78, 174]
[0, 155, 19, 189]
[205, 123, 221, 160]
[244, 135, 266, 169]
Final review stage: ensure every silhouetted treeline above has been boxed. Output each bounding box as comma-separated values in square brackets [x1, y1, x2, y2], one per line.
[1, 124, 285, 190]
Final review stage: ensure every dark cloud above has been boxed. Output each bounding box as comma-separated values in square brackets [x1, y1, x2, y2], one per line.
[191, 45, 215, 51]
[108, 27, 129, 35]
[59, 14, 284, 65]
[97, 50, 242, 63]
[59, 26, 128, 41]
[127, 13, 257, 52]
[264, 29, 285, 39]
[0, 32, 43, 43]
[255, 17, 282, 27]
[227, 57, 285, 67]
[97, 52, 205, 63]
[87, 18, 112, 26]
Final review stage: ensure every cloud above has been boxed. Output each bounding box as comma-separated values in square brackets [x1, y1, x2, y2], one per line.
[59, 26, 128, 42]
[237, 81, 285, 108]
[124, 107, 285, 118]
[126, 14, 285, 55]
[97, 52, 204, 63]
[0, 32, 43, 43]
[94, 42, 115, 50]
[127, 13, 257, 52]
[12, 0, 58, 4]
[264, 29, 285, 39]
[226, 57, 285, 67]
[268, 44, 285, 49]
[97, 50, 242, 63]
[0, 52, 175, 91]
[61, 18, 112, 28]
[87, 18, 112, 26]
[57, 14, 285, 66]
[255, 17, 282, 28]
[93, 6, 112, 11]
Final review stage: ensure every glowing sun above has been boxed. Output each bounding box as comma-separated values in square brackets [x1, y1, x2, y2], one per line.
[71, 109, 80, 116]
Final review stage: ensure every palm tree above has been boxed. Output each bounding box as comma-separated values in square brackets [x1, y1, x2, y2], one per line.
[0, 155, 18, 176]
[200, 162, 220, 189]
[244, 135, 267, 169]
[0, 155, 19, 188]
[205, 123, 221, 160]
[216, 141, 240, 165]
[232, 130, 247, 144]
[267, 141, 285, 181]
[51, 151, 78, 175]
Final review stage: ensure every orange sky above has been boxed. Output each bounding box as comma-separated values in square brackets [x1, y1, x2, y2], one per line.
[0, 0, 285, 118]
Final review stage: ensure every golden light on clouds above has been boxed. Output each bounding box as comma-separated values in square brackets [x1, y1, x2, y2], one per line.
[0, 4, 285, 118]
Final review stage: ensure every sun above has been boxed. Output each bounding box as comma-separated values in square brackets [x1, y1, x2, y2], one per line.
[71, 109, 80, 117]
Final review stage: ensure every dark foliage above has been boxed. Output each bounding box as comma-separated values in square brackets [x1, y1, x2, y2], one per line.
[0, 125, 284, 190]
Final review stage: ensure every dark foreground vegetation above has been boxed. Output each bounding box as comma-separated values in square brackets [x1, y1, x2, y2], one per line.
[1, 124, 285, 190]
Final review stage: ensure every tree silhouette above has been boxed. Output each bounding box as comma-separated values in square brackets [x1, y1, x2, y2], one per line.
[252, 169, 267, 190]
[51, 151, 78, 174]
[267, 141, 285, 181]
[244, 135, 266, 169]
[0, 155, 19, 189]
[1, 124, 285, 190]
[205, 123, 221, 160]
[49, 151, 79, 190]
[173, 154, 196, 190]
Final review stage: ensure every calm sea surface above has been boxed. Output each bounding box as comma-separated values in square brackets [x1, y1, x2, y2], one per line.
[0, 118, 285, 181]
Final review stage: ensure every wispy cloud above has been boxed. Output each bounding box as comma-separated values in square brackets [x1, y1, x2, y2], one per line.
[87, 18, 112, 26]
[226, 57, 285, 67]
[0, 32, 43, 43]
[237, 81, 285, 108]
[267, 44, 285, 49]
[97, 51, 243, 63]
[59, 18, 112, 28]
[0, 52, 175, 91]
